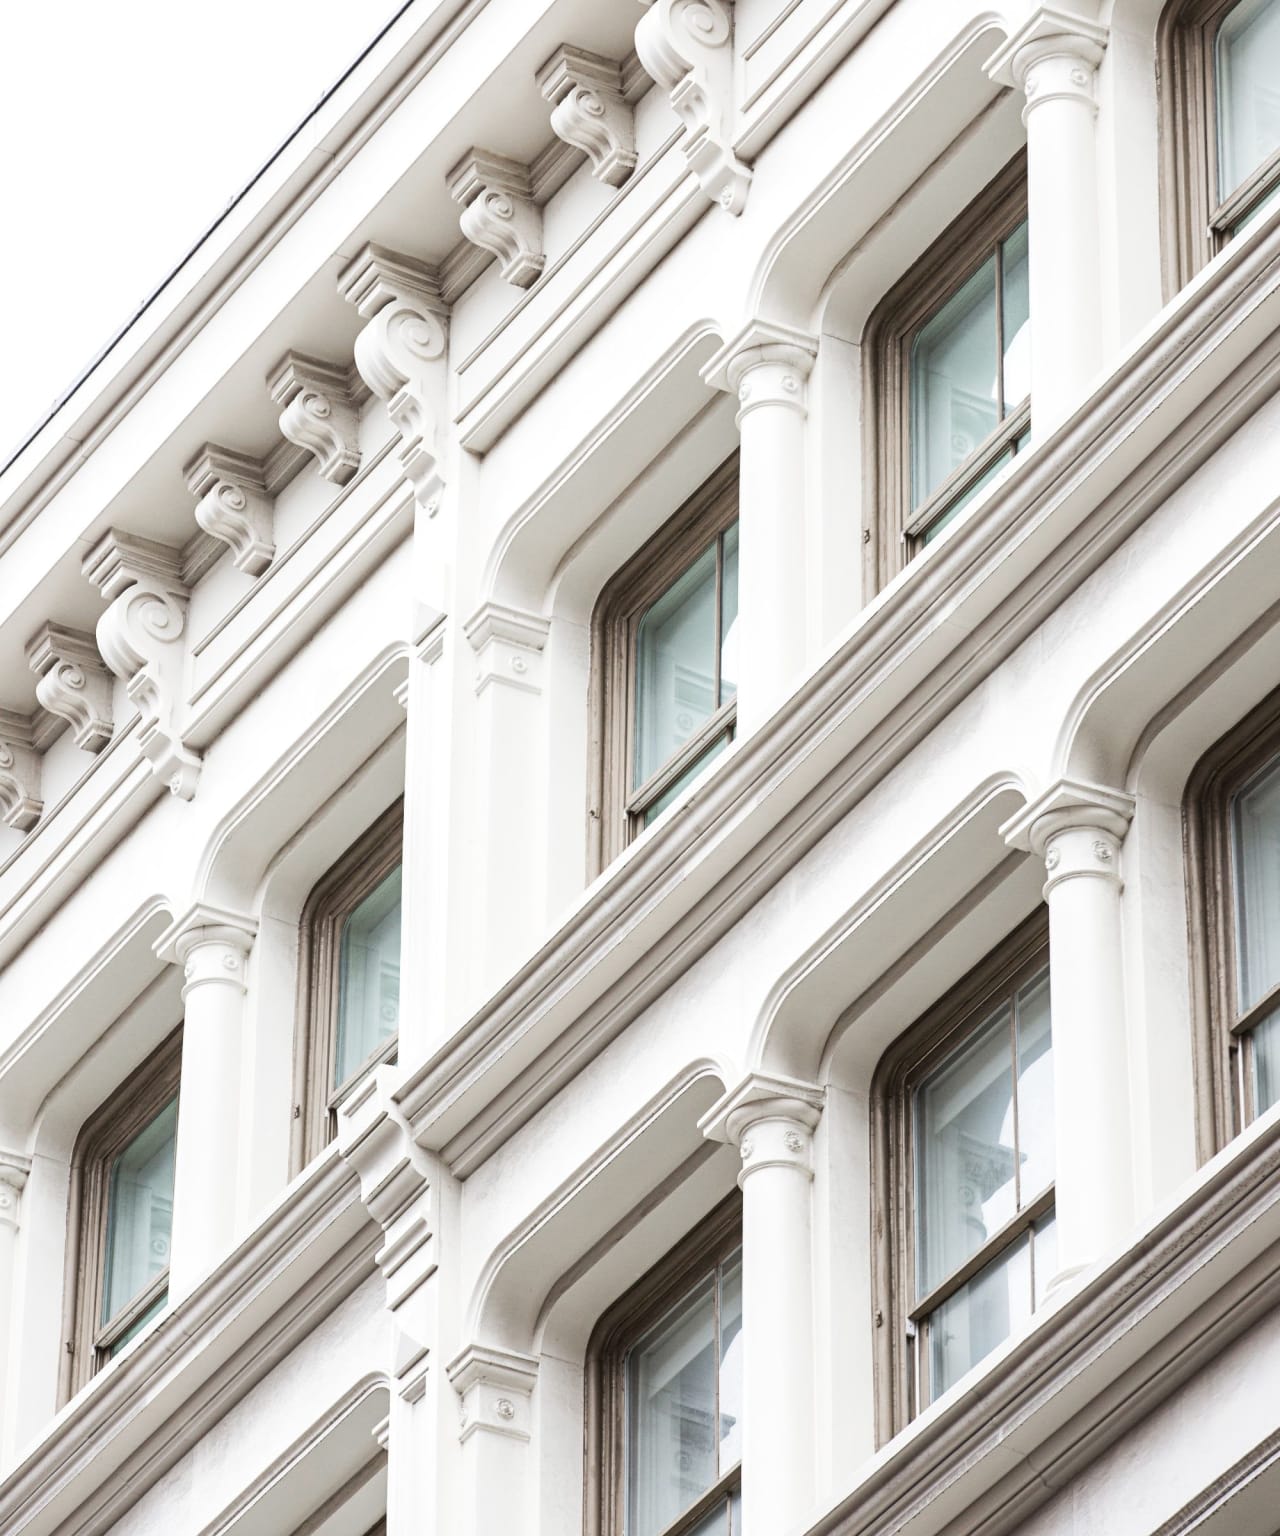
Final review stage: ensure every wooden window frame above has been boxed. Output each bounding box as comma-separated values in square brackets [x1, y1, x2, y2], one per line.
[1184, 684, 1280, 1158]
[291, 799, 404, 1172]
[863, 153, 1029, 594]
[61, 1026, 182, 1399]
[870, 912, 1050, 1441]
[588, 457, 739, 872]
[1160, 0, 1280, 293]
[584, 1194, 743, 1536]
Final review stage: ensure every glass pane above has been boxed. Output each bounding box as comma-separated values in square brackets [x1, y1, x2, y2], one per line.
[627, 1277, 718, 1536]
[910, 253, 999, 509]
[635, 543, 719, 789]
[102, 1097, 177, 1326]
[1000, 222, 1030, 408]
[916, 1004, 1017, 1296]
[336, 865, 402, 1090]
[641, 732, 732, 827]
[919, 446, 1014, 547]
[1216, 0, 1280, 201]
[1032, 1212, 1057, 1309]
[718, 1254, 743, 1468]
[106, 1289, 168, 1357]
[719, 523, 739, 706]
[686, 1501, 730, 1536]
[1015, 968, 1054, 1199]
[1233, 756, 1280, 1012]
[1230, 173, 1280, 235]
[928, 1233, 1031, 1401]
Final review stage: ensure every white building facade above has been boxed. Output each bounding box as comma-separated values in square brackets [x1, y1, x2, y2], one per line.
[3, 1, 1280, 1534]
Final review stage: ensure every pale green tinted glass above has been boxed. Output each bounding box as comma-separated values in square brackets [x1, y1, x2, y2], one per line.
[1015, 970, 1054, 1199]
[1000, 223, 1031, 406]
[910, 254, 999, 508]
[1231, 174, 1280, 234]
[718, 1255, 743, 1467]
[1233, 754, 1280, 1112]
[107, 1290, 168, 1358]
[920, 447, 1013, 546]
[336, 865, 402, 1090]
[642, 732, 733, 827]
[1216, 0, 1280, 200]
[635, 543, 718, 789]
[102, 1097, 177, 1326]
[929, 1234, 1031, 1399]
[719, 523, 739, 704]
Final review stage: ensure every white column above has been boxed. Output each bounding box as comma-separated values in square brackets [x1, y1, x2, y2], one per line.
[0, 1152, 29, 1441]
[703, 323, 818, 735]
[448, 1344, 540, 1536]
[987, 9, 1109, 439]
[703, 1074, 824, 1536]
[156, 905, 257, 1299]
[1002, 778, 1135, 1288]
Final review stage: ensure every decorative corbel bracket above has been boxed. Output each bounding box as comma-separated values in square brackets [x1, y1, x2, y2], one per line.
[463, 602, 550, 698]
[339, 244, 450, 515]
[0, 712, 42, 832]
[268, 352, 363, 485]
[184, 445, 275, 576]
[635, 0, 751, 215]
[25, 623, 114, 753]
[82, 530, 202, 800]
[538, 47, 638, 187]
[448, 151, 546, 289]
[447, 1344, 539, 1446]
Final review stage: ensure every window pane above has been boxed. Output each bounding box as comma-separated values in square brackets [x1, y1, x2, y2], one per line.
[641, 731, 732, 827]
[718, 1254, 743, 1467]
[102, 1097, 177, 1326]
[928, 1233, 1031, 1400]
[106, 1289, 168, 1357]
[1230, 173, 1280, 234]
[1015, 968, 1054, 1199]
[1000, 222, 1030, 407]
[719, 523, 739, 706]
[919, 445, 1014, 547]
[1216, 0, 1280, 201]
[1233, 756, 1280, 1012]
[336, 865, 402, 1090]
[627, 1276, 718, 1536]
[635, 543, 719, 789]
[916, 1005, 1017, 1296]
[910, 254, 999, 509]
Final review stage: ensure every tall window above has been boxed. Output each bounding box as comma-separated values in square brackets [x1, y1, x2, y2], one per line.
[293, 802, 403, 1168]
[591, 459, 739, 867]
[1186, 690, 1280, 1152]
[1162, 0, 1280, 287]
[586, 1199, 743, 1536]
[867, 156, 1029, 585]
[872, 918, 1054, 1432]
[64, 1029, 181, 1394]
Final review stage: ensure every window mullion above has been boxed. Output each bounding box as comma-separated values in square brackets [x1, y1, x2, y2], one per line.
[995, 238, 1007, 423]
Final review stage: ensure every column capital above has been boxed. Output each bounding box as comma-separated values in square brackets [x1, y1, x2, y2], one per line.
[1001, 776, 1135, 856]
[447, 1343, 539, 1444]
[0, 1151, 31, 1233]
[154, 902, 258, 995]
[702, 321, 819, 420]
[700, 1071, 824, 1182]
[986, 8, 1108, 106]
[463, 601, 550, 698]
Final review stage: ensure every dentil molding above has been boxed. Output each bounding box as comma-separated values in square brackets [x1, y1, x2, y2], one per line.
[448, 150, 546, 289]
[635, 0, 752, 215]
[0, 711, 42, 832]
[538, 46, 638, 188]
[82, 529, 202, 800]
[184, 445, 276, 576]
[339, 243, 450, 515]
[268, 352, 363, 486]
[25, 623, 114, 753]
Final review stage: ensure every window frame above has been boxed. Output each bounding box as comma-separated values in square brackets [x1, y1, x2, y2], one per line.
[589, 457, 739, 872]
[61, 1026, 182, 1398]
[870, 912, 1051, 1440]
[1160, 0, 1280, 293]
[583, 1193, 743, 1536]
[864, 153, 1029, 593]
[291, 799, 404, 1171]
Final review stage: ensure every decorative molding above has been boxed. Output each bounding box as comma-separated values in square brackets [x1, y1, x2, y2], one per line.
[184, 445, 276, 576]
[268, 352, 363, 485]
[702, 319, 819, 421]
[448, 151, 546, 289]
[154, 902, 258, 998]
[446, 1343, 539, 1445]
[0, 1151, 31, 1233]
[82, 529, 202, 800]
[538, 46, 638, 187]
[25, 623, 114, 753]
[635, 0, 751, 215]
[0, 710, 42, 832]
[339, 243, 450, 514]
[1000, 776, 1136, 857]
[700, 1072, 824, 1183]
[463, 601, 550, 697]
[985, 7, 1109, 120]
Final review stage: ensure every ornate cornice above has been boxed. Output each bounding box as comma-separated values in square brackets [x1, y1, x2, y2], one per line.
[538, 46, 637, 188]
[448, 150, 545, 289]
[0, 710, 42, 832]
[268, 352, 363, 486]
[25, 623, 114, 753]
[184, 445, 276, 576]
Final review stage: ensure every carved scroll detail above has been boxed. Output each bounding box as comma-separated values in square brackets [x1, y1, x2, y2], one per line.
[448, 151, 545, 289]
[184, 446, 275, 576]
[25, 624, 114, 753]
[538, 47, 637, 187]
[268, 353, 362, 485]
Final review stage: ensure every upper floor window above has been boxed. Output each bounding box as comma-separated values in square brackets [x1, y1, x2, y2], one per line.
[1163, 0, 1280, 287]
[591, 459, 738, 868]
[873, 917, 1053, 1432]
[867, 156, 1029, 586]
[587, 1198, 743, 1536]
[65, 1029, 181, 1393]
[1186, 689, 1280, 1150]
[293, 802, 403, 1168]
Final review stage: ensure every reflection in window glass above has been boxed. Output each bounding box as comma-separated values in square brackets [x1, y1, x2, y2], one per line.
[1216, 0, 1280, 202]
[930, 1232, 1031, 1399]
[1233, 754, 1280, 1112]
[336, 865, 402, 1091]
[102, 1097, 177, 1329]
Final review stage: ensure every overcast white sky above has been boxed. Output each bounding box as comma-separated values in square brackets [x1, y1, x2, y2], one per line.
[0, 1, 403, 465]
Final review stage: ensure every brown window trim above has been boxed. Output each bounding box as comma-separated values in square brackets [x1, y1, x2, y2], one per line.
[584, 1193, 742, 1536]
[1159, 0, 1280, 295]
[61, 1026, 182, 1401]
[588, 456, 739, 873]
[870, 911, 1049, 1441]
[863, 152, 1028, 595]
[1184, 684, 1280, 1159]
[291, 799, 404, 1172]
